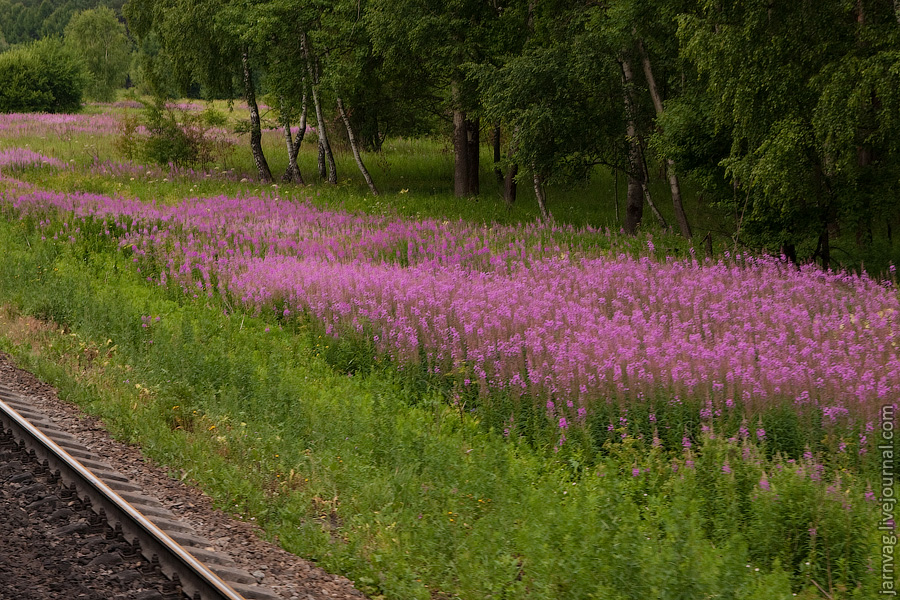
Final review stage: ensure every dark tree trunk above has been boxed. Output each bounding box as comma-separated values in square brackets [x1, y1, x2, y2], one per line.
[504, 163, 518, 206]
[453, 109, 469, 197]
[466, 117, 480, 196]
[492, 124, 503, 185]
[502, 126, 518, 206]
[451, 82, 479, 198]
[620, 56, 644, 235]
[337, 97, 378, 196]
[301, 31, 336, 184]
[242, 52, 272, 183]
[614, 168, 620, 225]
[452, 109, 479, 197]
[782, 243, 798, 264]
[639, 40, 692, 239]
[624, 171, 644, 234]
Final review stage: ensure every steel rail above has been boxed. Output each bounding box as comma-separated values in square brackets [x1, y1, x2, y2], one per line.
[0, 397, 246, 600]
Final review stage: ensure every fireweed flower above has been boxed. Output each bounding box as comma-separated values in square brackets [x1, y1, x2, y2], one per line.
[865, 484, 876, 502]
[3, 176, 899, 426]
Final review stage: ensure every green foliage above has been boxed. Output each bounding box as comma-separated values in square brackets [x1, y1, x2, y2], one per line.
[64, 6, 132, 102]
[0, 0, 123, 46]
[125, 0, 239, 98]
[0, 37, 86, 113]
[115, 98, 220, 167]
[128, 30, 179, 98]
[675, 0, 900, 268]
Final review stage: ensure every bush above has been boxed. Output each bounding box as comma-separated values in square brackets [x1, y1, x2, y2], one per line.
[115, 98, 218, 167]
[0, 38, 86, 113]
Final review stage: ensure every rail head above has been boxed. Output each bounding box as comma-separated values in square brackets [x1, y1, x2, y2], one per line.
[0, 397, 246, 600]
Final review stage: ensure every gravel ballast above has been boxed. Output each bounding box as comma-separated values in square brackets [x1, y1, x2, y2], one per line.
[0, 352, 369, 600]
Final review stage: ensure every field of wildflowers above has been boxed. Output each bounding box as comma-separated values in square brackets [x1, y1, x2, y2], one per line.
[3, 180, 896, 441]
[0, 107, 892, 598]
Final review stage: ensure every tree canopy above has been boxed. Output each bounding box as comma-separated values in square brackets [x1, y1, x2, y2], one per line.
[64, 6, 131, 101]
[5, 0, 899, 268]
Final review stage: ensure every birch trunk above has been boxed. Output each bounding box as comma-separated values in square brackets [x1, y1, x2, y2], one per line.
[337, 97, 378, 196]
[532, 165, 549, 220]
[241, 52, 273, 183]
[317, 141, 327, 180]
[639, 40, 692, 238]
[301, 31, 337, 184]
[281, 93, 307, 184]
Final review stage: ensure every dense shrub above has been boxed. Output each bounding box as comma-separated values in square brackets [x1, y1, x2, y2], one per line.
[0, 38, 85, 113]
[115, 98, 219, 167]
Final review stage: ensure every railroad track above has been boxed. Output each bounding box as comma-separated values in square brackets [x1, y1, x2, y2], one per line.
[0, 383, 281, 600]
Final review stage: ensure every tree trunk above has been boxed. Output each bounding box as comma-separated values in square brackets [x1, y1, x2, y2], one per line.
[640, 161, 669, 230]
[242, 52, 273, 183]
[639, 40, 692, 239]
[452, 110, 479, 197]
[620, 56, 644, 235]
[492, 124, 503, 185]
[280, 93, 306, 184]
[502, 126, 518, 206]
[317, 144, 327, 180]
[624, 171, 643, 234]
[782, 242, 798, 265]
[614, 168, 620, 224]
[504, 163, 518, 206]
[453, 108, 469, 197]
[466, 117, 480, 196]
[301, 31, 336, 184]
[532, 165, 549, 220]
[337, 97, 378, 196]
[451, 83, 479, 197]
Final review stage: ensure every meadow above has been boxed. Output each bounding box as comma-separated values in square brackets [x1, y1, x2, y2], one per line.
[0, 102, 893, 599]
